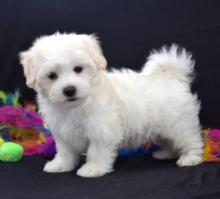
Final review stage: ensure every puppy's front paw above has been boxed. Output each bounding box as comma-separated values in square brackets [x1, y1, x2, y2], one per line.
[76, 163, 112, 177]
[43, 158, 75, 173]
[177, 155, 202, 167]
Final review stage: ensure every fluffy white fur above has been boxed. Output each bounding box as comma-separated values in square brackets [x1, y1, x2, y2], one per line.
[20, 33, 203, 177]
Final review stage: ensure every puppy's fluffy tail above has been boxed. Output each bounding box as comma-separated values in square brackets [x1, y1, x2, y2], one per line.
[142, 44, 195, 83]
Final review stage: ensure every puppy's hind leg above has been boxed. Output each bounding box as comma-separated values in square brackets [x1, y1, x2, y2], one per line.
[153, 149, 177, 160]
[168, 128, 203, 167]
[176, 132, 203, 167]
[152, 136, 177, 160]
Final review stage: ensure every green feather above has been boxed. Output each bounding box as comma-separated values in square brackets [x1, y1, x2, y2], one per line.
[0, 91, 7, 104]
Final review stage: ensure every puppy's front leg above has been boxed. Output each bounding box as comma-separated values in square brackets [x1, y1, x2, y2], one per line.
[44, 136, 79, 173]
[77, 141, 118, 177]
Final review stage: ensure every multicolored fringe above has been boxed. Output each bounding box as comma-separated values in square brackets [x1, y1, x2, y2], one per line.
[203, 128, 220, 162]
[0, 90, 55, 158]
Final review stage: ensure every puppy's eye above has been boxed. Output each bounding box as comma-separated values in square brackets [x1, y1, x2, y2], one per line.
[73, 66, 83, 73]
[48, 72, 58, 80]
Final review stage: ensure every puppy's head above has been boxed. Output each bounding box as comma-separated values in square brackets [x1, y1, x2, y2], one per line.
[20, 33, 107, 106]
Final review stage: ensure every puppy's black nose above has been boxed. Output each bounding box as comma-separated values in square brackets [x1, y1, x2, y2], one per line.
[63, 86, 76, 97]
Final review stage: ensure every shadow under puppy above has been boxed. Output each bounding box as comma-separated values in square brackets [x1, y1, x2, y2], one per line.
[20, 33, 203, 177]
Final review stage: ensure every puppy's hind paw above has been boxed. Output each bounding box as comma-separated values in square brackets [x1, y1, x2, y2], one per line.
[153, 149, 176, 160]
[176, 155, 202, 167]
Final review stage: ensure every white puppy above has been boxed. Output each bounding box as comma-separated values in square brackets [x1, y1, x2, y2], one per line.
[20, 33, 203, 177]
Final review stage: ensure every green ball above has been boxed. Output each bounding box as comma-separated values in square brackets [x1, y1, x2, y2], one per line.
[0, 142, 24, 162]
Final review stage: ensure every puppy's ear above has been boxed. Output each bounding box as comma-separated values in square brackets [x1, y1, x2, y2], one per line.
[19, 51, 36, 89]
[88, 35, 107, 70]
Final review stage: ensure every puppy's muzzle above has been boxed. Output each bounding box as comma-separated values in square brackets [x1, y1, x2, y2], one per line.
[63, 86, 76, 98]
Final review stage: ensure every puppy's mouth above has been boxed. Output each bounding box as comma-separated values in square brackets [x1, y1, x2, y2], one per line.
[67, 97, 78, 102]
